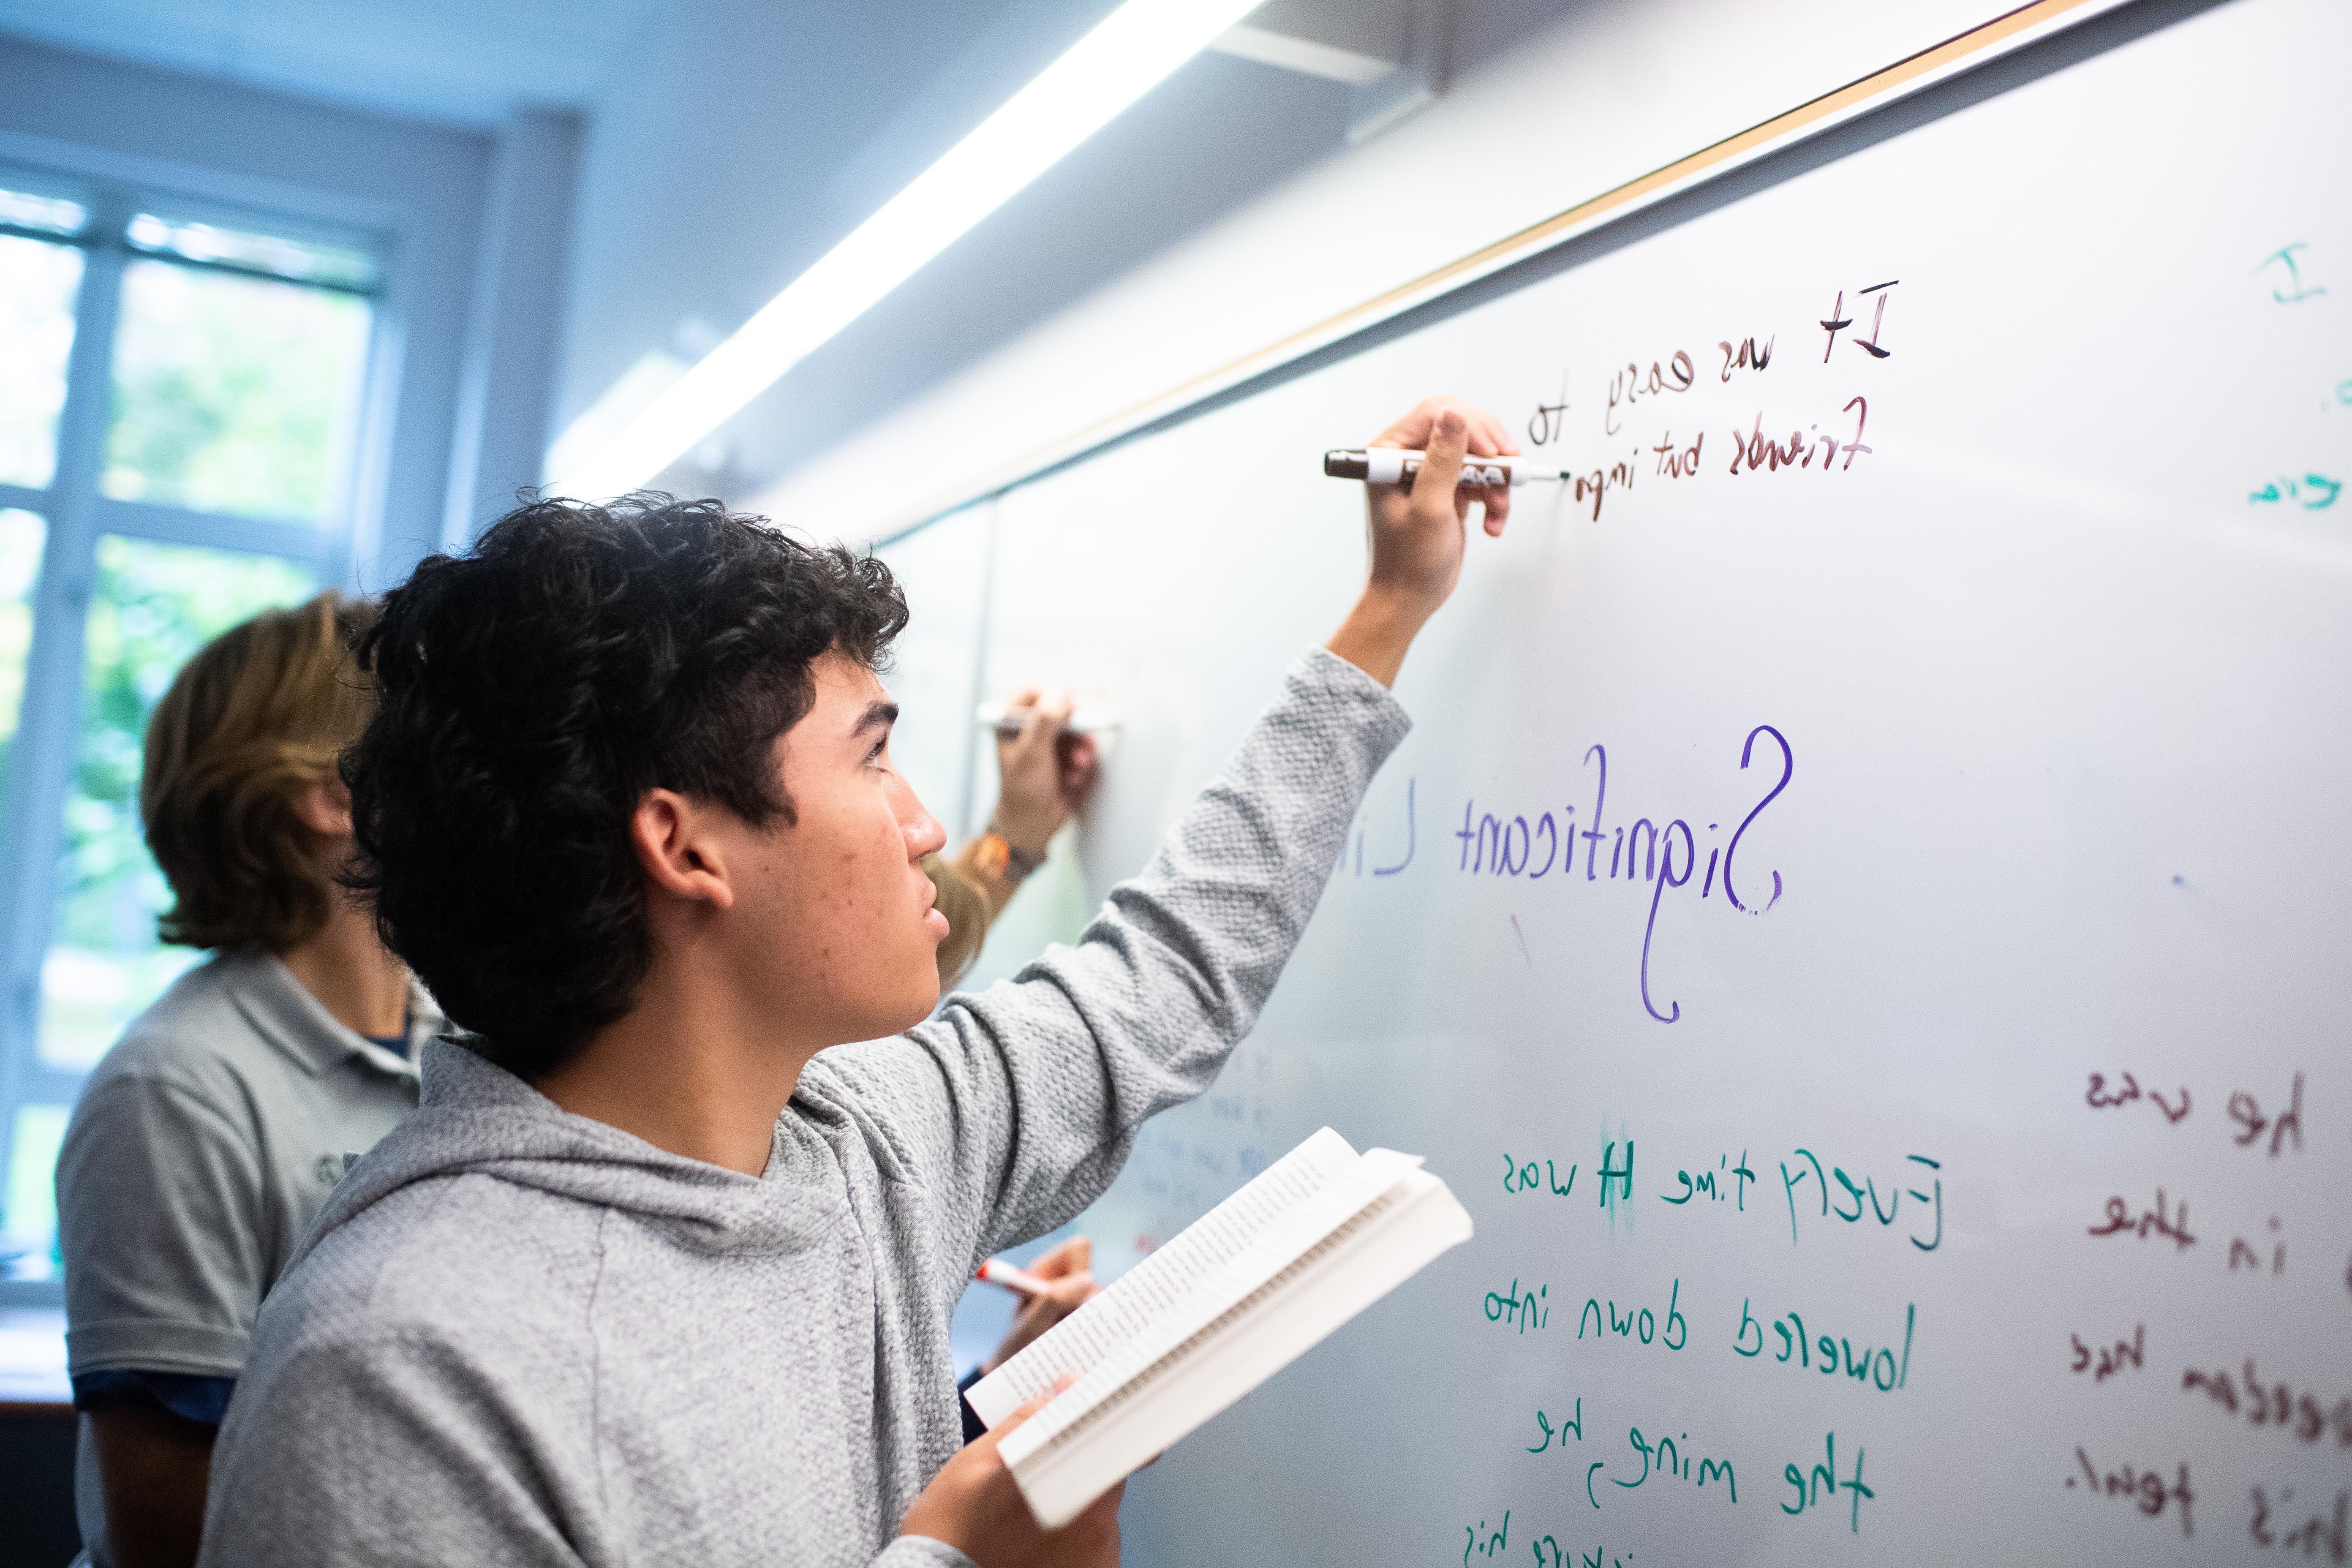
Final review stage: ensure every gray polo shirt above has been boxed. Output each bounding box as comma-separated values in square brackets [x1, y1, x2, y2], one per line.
[57, 947, 441, 1566]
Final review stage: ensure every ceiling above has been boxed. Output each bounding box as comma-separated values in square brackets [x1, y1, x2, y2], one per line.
[0, 0, 662, 125]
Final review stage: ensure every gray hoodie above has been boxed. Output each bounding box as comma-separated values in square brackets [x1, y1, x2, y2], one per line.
[196, 648, 1407, 1568]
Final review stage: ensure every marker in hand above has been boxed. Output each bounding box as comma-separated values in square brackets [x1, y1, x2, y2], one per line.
[1323, 448, 1568, 487]
[974, 1257, 1055, 1297]
[974, 702, 1119, 737]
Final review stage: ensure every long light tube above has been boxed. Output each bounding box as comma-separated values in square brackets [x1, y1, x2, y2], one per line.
[551, 0, 1266, 500]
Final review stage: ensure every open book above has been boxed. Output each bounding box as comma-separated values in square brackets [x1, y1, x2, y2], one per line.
[966, 1127, 1473, 1529]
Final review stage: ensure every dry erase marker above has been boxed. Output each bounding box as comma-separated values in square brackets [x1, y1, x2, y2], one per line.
[1323, 449, 1570, 486]
[975, 1258, 1054, 1296]
[974, 702, 1120, 736]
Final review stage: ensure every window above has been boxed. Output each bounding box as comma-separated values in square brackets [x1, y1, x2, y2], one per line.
[0, 174, 379, 1296]
[0, 233, 84, 491]
[103, 256, 373, 520]
[0, 511, 44, 805]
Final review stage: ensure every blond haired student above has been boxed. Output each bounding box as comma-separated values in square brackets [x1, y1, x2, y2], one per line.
[55, 594, 440, 1568]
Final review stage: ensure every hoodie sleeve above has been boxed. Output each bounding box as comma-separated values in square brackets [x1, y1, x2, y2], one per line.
[821, 647, 1408, 1277]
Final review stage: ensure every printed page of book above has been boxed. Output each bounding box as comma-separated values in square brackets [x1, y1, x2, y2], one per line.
[967, 1125, 1360, 1426]
[1002, 1147, 1426, 1454]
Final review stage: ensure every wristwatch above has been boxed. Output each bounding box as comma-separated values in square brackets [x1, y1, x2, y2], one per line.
[975, 827, 1046, 881]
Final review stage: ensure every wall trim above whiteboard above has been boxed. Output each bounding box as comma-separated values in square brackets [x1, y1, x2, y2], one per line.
[869, 0, 2147, 548]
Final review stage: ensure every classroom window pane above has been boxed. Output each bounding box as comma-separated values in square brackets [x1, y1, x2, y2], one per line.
[100, 258, 370, 522]
[0, 183, 88, 237]
[0, 232, 85, 491]
[37, 536, 314, 1072]
[0, 509, 45, 808]
[125, 212, 378, 292]
[1, 1102, 70, 1282]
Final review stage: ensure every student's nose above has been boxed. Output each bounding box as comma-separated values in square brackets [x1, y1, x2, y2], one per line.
[898, 783, 947, 860]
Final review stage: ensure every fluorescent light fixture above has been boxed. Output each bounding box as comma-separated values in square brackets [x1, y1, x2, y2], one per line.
[551, 0, 1266, 499]
[543, 348, 689, 486]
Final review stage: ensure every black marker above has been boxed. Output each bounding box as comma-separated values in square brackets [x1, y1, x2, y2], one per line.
[1323, 449, 1571, 487]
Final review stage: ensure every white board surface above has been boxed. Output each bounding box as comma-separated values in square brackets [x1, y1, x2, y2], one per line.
[881, 0, 2351, 1559]
[867, 498, 993, 843]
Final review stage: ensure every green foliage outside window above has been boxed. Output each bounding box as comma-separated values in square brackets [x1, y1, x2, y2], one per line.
[101, 259, 370, 522]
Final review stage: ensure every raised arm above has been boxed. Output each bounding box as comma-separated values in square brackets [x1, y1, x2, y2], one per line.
[818, 397, 1516, 1269]
[1327, 397, 1519, 683]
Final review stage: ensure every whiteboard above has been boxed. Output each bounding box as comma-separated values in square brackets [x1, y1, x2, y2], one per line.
[872, 497, 1101, 1370]
[868, 498, 992, 842]
[882, 0, 2352, 1559]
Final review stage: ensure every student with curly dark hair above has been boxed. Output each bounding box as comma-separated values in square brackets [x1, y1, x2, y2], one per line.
[197, 397, 1519, 1568]
[59, 584, 1082, 1568]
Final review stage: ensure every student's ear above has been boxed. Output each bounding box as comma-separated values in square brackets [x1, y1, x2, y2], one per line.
[629, 789, 736, 911]
[292, 780, 353, 839]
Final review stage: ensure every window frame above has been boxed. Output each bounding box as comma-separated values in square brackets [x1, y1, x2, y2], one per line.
[0, 150, 399, 1307]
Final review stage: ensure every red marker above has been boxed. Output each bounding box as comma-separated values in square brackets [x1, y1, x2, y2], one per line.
[974, 1258, 1054, 1297]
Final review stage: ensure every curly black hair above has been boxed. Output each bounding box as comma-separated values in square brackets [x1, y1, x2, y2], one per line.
[343, 493, 908, 1079]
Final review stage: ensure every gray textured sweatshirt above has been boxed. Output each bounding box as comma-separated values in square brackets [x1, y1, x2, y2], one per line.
[196, 648, 1407, 1568]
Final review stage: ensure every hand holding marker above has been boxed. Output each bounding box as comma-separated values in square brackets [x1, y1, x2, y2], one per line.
[1323, 448, 1570, 486]
[974, 702, 1119, 737]
[975, 1239, 1100, 1377]
[974, 1257, 1055, 1296]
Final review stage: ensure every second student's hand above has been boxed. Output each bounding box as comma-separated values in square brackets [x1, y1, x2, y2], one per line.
[901, 1375, 1122, 1568]
[980, 1235, 1099, 1375]
[1324, 395, 1519, 689]
[991, 690, 1099, 859]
